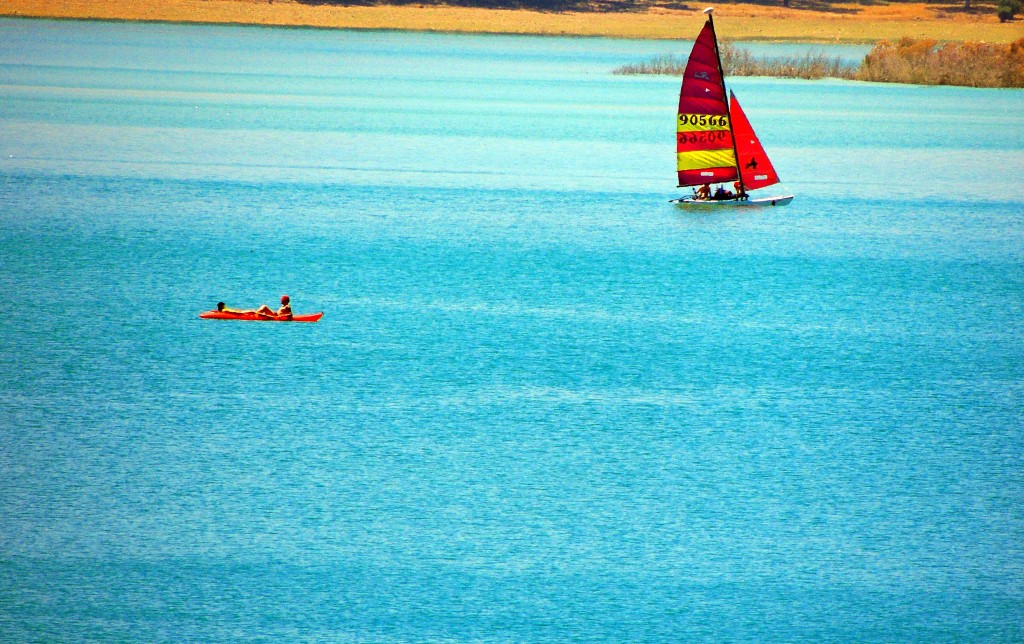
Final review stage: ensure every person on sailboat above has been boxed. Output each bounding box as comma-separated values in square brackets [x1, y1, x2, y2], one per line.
[733, 181, 747, 200]
[255, 295, 293, 320]
[695, 183, 711, 200]
[714, 185, 734, 200]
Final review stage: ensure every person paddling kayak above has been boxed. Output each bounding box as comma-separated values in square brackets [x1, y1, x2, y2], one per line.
[255, 294, 292, 320]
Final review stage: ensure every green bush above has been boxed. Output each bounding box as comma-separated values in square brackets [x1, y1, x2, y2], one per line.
[998, 0, 1021, 21]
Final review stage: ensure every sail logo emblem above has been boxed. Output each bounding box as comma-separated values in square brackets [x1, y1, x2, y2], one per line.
[693, 71, 711, 80]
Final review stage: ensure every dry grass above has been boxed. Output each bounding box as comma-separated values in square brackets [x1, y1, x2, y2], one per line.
[857, 37, 1024, 86]
[615, 36, 1024, 87]
[2, 0, 1023, 43]
[614, 43, 856, 78]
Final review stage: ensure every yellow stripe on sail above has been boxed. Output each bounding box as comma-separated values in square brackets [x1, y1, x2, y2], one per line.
[677, 149, 736, 171]
[677, 114, 731, 133]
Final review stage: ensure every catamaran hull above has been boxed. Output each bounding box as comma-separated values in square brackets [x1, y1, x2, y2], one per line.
[671, 195, 794, 208]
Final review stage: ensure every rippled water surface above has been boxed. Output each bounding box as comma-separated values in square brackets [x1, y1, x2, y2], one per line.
[1, 18, 1023, 641]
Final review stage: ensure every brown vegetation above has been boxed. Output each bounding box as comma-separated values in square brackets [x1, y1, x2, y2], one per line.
[613, 43, 856, 79]
[615, 37, 1024, 87]
[856, 37, 1024, 86]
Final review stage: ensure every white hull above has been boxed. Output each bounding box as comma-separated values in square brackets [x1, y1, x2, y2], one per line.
[671, 195, 794, 208]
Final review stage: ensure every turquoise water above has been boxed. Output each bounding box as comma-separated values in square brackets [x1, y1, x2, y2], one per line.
[2, 18, 1023, 641]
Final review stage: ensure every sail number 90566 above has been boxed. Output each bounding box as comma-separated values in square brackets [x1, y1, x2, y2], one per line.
[677, 114, 730, 130]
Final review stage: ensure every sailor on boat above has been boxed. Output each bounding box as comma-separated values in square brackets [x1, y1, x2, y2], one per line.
[693, 183, 740, 201]
[733, 180, 747, 200]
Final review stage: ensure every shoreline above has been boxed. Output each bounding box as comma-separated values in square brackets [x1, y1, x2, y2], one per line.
[2, 0, 1022, 43]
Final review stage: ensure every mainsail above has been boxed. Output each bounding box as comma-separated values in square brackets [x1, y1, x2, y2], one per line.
[676, 13, 782, 194]
[676, 19, 737, 188]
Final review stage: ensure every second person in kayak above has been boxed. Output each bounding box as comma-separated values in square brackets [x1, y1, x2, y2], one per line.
[255, 294, 292, 320]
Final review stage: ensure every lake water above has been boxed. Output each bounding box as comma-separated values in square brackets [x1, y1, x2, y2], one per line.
[1, 17, 1023, 641]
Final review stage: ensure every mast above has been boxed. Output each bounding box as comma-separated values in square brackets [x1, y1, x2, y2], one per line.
[704, 8, 745, 195]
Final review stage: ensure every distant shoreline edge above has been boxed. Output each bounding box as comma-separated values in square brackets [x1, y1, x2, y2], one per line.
[2, 0, 1022, 44]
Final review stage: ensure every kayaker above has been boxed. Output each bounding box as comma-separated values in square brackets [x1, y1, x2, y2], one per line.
[217, 302, 254, 315]
[255, 295, 293, 320]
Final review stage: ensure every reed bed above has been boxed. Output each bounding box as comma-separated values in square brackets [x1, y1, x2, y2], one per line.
[613, 43, 856, 80]
[614, 39, 1024, 88]
[856, 38, 1024, 88]
[722, 44, 856, 80]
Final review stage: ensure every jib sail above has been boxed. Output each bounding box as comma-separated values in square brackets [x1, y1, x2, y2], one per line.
[729, 91, 780, 190]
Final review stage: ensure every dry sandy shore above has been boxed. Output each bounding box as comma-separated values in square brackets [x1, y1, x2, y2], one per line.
[1, 0, 1022, 43]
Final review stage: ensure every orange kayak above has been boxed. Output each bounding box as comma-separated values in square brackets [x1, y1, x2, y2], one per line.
[199, 310, 324, 322]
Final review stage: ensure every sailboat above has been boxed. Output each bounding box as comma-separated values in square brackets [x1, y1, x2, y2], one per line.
[670, 8, 793, 207]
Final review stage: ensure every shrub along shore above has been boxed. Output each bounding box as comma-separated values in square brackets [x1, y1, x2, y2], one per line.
[614, 38, 1024, 88]
[2, 0, 1022, 45]
[858, 38, 1024, 87]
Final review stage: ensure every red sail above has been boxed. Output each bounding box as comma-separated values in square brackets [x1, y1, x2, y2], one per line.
[676, 20, 737, 187]
[729, 92, 780, 191]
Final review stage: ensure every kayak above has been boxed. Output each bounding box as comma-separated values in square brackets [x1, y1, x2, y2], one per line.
[199, 310, 324, 322]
